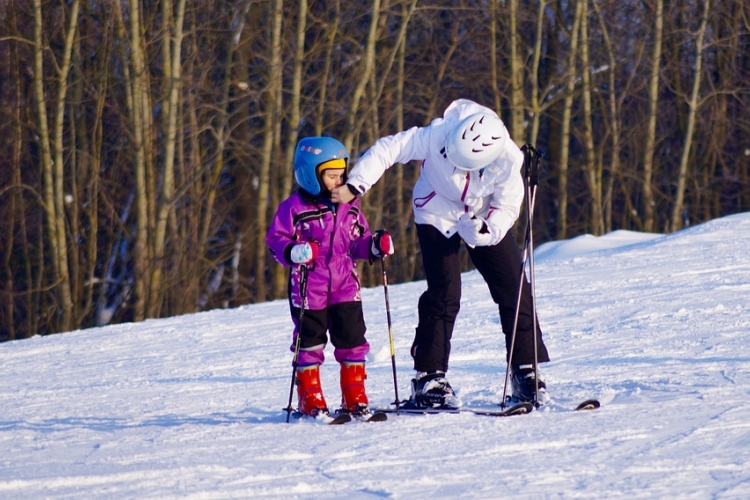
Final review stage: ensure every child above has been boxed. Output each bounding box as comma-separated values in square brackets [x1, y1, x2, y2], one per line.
[266, 136, 394, 416]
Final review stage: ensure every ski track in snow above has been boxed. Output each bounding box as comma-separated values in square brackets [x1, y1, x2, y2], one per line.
[2, 213, 750, 498]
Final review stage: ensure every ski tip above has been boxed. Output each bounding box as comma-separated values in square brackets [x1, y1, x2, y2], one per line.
[574, 399, 601, 411]
[327, 413, 352, 425]
[284, 409, 352, 424]
[363, 411, 388, 422]
[330, 411, 387, 423]
[497, 401, 534, 416]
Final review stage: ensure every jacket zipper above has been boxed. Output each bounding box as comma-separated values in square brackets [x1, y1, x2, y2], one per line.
[461, 172, 470, 202]
[327, 205, 337, 296]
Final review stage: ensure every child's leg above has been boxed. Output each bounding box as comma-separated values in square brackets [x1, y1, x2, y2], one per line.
[328, 302, 370, 412]
[290, 306, 328, 366]
[289, 307, 329, 415]
[295, 365, 327, 416]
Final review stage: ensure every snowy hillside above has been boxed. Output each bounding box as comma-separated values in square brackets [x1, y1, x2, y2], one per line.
[2, 213, 750, 499]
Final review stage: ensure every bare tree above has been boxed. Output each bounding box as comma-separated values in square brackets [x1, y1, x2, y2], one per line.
[557, 0, 583, 239]
[579, 0, 604, 235]
[272, 0, 310, 299]
[508, 0, 524, 142]
[670, 0, 710, 232]
[149, 0, 187, 317]
[255, 0, 284, 303]
[2, 0, 749, 339]
[343, 0, 382, 153]
[527, 0, 548, 146]
[642, 0, 664, 233]
[32, 0, 80, 331]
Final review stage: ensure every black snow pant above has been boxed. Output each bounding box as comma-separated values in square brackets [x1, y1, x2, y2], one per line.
[411, 223, 550, 373]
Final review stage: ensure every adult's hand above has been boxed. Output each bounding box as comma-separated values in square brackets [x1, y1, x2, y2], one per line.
[457, 212, 493, 247]
[331, 185, 357, 204]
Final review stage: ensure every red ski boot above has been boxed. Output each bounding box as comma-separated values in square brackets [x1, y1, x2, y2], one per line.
[296, 365, 328, 416]
[340, 361, 369, 413]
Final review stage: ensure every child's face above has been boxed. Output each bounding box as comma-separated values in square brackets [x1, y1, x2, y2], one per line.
[320, 168, 345, 192]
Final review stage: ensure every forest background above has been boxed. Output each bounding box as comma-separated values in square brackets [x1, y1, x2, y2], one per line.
[0, 0, 748, 340]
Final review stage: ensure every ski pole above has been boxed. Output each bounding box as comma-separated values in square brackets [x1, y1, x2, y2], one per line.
[285, 264, 309, 423]
[526, 146, 542, 407]
[380, 255, 400, 414]
[501, 144, 542, 408]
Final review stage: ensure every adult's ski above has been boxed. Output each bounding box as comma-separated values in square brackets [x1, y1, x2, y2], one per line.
[377, 401, 533, 417]
[378, 398, 599, 416]
[504, 395, 601, 412]
[572, 399, 600, 411]
[467, 402, 534, 416]
[532, 398, 601, 412]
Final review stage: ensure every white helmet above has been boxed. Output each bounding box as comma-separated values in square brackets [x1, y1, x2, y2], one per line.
[444, 113, 505, 171]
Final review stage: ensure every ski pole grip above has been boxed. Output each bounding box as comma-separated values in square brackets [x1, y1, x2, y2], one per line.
[521, 144, 542, 187]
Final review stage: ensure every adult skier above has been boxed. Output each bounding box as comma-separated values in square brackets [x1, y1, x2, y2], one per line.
[331, 99, 550, 408]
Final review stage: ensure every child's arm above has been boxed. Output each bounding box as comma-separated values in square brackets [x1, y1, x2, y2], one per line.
[348, 210, 394, 262]
[266, 199, 317, 266]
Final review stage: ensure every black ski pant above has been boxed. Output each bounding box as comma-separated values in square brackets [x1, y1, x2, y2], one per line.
[411, 223, 550, 373]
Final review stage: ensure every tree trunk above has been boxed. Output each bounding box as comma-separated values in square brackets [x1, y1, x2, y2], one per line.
[316, 0, 340, 136]
[579, 0, 603, 235]
[558, 0, 583, 239]
[670, 0, 709, 232]
[509, 0, 524, 143]
[119, 0, 152, 321]
[255, 0, 284, 303]
[33, 0, 79, 332]
[642, 0, 664, 233]
[343, 0, 381, 153]
[592, 0, 622, 234]
[273, 0, 309, 299]
[490, 0, 501, 114]
[528, 0, 548, 146]
[149, 0, 187, 317]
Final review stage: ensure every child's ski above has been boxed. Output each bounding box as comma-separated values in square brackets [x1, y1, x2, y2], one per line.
[351, 411, 388, 422]
[288, 409, 388, 424]
[288, 410, 352, 425]
[325, 412, 354, 424]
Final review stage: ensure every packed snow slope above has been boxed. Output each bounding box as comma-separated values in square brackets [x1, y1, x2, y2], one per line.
[2, 213, 750, 499]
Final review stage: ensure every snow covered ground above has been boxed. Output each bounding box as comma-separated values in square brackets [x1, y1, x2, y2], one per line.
[2, 213, 750, 499]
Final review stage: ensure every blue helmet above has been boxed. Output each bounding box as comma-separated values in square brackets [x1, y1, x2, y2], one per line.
[293, 136, 349, 196]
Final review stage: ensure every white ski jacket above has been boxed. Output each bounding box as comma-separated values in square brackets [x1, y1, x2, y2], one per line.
[346, 99, 525, 245]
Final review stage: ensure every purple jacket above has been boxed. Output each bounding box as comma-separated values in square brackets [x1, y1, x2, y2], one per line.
[266, 191, 373, 310]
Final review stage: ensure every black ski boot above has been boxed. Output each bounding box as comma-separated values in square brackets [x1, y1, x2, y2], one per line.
[411, 371, 461, 409]
[510, 364, 550, 405]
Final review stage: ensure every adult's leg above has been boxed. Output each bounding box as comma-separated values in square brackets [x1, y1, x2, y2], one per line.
[412, 224, 463, 372]
[467, 231, 550, 365]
